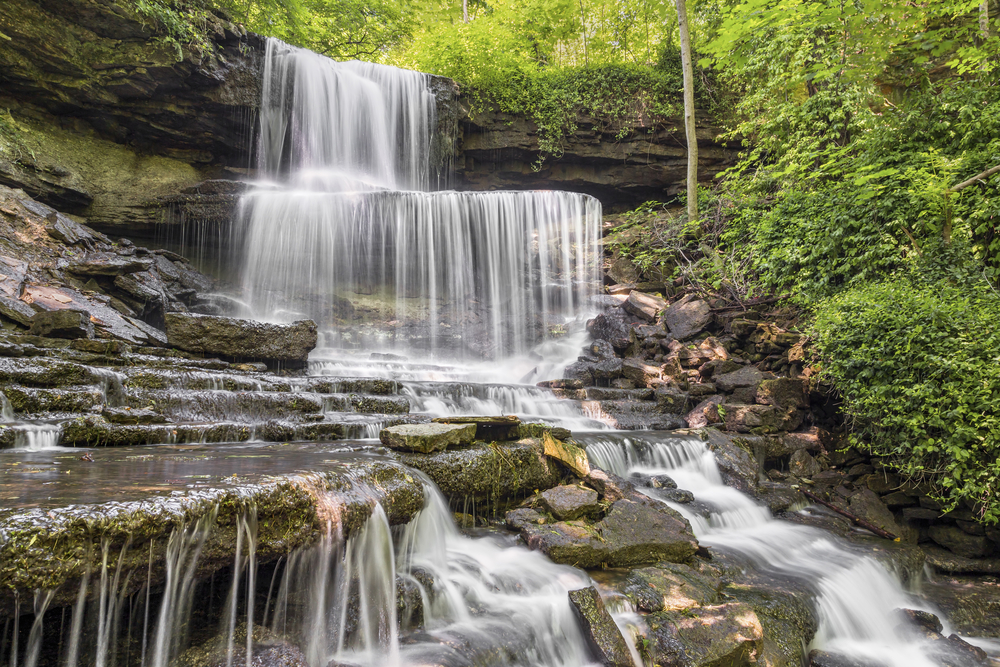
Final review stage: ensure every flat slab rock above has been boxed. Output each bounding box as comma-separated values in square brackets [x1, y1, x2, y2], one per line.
[380, 422, 477, 453]
[165, 313, 317, 365]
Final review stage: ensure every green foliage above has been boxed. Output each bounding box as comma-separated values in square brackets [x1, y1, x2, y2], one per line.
[215, 0, 413, 60]
[123, 0, 214, 50]
[718, 76, 1000, 303]
[812, 262, 1000, 522]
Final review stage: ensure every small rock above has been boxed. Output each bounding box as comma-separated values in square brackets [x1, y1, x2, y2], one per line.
[379, 423, 477, 454]
[593, 357, 623, 380]
[755, 377, 808, 409]
[589, 339, 616, 359]
[567, 586, 634, 667]
[586, 312, 631, 350]
[895, 608, 943, 634]
[563, 360, 595, 385]
[539, 485, 601, 520]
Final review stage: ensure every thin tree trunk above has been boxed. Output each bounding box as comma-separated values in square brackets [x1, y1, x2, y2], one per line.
[579, 0, 588, 65]
[463, 0, 469, 23]
[676, 0, 698, 225]
[981, 1, 990, 39]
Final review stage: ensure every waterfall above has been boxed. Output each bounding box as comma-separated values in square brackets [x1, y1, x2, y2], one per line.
[236, 39, 601, 361]
[581, 432, 944, 667]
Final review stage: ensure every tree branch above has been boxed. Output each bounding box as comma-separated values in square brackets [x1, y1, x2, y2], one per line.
[949, 164, 1000, 193]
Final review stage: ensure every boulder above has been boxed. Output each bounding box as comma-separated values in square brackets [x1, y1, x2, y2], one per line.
[723, 404, 801, 434]
[621, 358, 662, 386]
[164, 313, 317, 366]
[662, 295, 712, 340]
[589, 339, 617, 359]
[789, 449, 822, 478]
[844, 489, 908, 542]
[45, 212, 102, 248]
[28, 309, 93, 339]
[778, 429, 823, 456]
[607, 257, 640, 285]
[654, 387, 691, 414]
[928, 525, 995, 559]
[702, 429, 760, 495]
[542, 432, 591, 477]
[686, 395, 723, 428]
[516, 496, 698, 568]
[568, 587, 634, 667]
[755, 378, 808, 409]
[623, 563, 720, 612]
[593, 357, 624, 380]
[67, 253, 154, 276]
[623, 290, 667, 321]
[714, 366, 765, 393]
[647, 603, 764, 667]
[539, 484, 601, 521]
[0, 296, 35, 326]
[379, 423, 477, 454]
[587, 312, 631, 350]
[563, 360, 595, 385]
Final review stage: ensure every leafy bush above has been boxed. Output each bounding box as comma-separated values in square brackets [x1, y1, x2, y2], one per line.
[812, 263, 1000, 522]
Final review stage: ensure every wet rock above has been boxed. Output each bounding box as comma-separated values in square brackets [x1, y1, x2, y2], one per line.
[3, 385, 105, 414]
[714, 366, 765, 393]
[621, 358, 661, 386]
[895, 608, 943, 634]
[564, 360, 595, 385]
[593, 357, 624, 381]
[44, 212, 102, 248]
[587, 311, 631, 350]
[928, 525, 995, 558]
[789, 449, 822, 477]
[165, 313, 318, 366]
[623, 290, 667, 321]
[542, 431, 592, 477]
[844, 489, 908, 542]
[398, 440, 562, 512]
[723, 403, 801, 434]
[662, 295, 712, 340]
[922, 573, 1000, 636]
[655, 387, 691, 413]
[432, 415, 519, 441]
[659, 488, 696, 503]
[808, 650, 887, 667]
[567, 586, 633, 667]
[28, 308, 94, 339]
[517, 496, 698, 567]
[755, 378, 808, 409]
[701, 429, 760, 495]
[103, 407, 168, 425]
[539, 485, 601, 520]
[722, 564, 818, 667]
[631, 472, 677, 489]
[589, 339, 617, 359]
[755, 482, 804, 514]
[505, 507, 547, 529]
[379, 423, 476, 453]
[647, 603, 764, 667]
[686, 395, 723, 428]
[623, 563, 720, 612]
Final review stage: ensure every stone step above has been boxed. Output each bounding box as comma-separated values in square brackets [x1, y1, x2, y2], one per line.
[0, 443, 425, 612]
[0, 414, 425, 449]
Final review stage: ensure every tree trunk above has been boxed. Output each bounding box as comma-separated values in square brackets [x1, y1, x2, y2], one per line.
[676, 0, 698, 225]
[463, 0, 469, 23]
[981, 1, 990, 39]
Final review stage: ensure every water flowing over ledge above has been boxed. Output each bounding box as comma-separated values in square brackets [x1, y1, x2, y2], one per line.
[235, 39, 602, 363]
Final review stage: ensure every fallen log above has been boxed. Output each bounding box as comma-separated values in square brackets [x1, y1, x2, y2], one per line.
[800, 488, 898, 541]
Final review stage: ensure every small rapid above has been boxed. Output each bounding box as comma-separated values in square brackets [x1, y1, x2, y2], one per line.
[581, 432, 945, 667]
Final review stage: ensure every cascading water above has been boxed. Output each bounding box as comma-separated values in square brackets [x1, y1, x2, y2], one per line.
[580, 432, 955, 667]
[236, 38, 601, 362]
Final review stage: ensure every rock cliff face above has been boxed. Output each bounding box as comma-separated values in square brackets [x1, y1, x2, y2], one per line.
[456, 108, 737, 209]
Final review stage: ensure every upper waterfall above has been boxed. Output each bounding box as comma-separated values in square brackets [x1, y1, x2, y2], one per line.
[257, 38, 436, 191]
[238, 39, 601, 363]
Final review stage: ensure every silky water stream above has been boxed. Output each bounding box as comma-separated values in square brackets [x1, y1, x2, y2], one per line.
[582, 432, 982, 667]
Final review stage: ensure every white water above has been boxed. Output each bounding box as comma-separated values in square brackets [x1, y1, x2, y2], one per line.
[0, 392, 14, 421]
[583, 433, 942, 667]
[11, 423, 63, 450]
[237, 38, 602, 360]
[270, 486, 600, 667]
